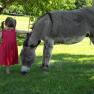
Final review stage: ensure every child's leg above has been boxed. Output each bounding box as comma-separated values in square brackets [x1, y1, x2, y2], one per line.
[6, 66, 10, 74]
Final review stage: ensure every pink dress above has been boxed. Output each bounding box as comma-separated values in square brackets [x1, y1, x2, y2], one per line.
[0, 29, 18, 66]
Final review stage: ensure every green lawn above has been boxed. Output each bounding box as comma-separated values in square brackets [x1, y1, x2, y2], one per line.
[0, 38, 94, 94]
[0, 15, 94, 94]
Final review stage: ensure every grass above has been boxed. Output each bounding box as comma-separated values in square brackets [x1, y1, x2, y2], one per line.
[0, 38, 94, 94]
[0, 15, 94, 94]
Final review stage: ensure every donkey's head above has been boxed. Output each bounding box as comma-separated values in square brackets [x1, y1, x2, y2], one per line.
[20, 32, 34, 74]
[20, 46, 36, 75]
[20, 32, 41, 75]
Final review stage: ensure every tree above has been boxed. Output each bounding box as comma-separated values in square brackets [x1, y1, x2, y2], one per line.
[93, 0, 94, 6]
[75, 0, 87, 9]
[20, 0, 76, 16]
[0, 0, 92, 17]
[0, 0, 16, 13]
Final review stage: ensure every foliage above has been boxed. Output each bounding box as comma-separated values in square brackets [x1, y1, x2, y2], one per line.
[75, 0, 92, 9]
[20, 0, 92, 20]
[0, 0, 93, 18]
[3, 4, 24, 15]
[20, 0, 77, 16]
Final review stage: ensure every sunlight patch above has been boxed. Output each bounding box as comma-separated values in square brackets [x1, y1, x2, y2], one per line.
[90, 76, 94, 80]
[51, 60, 61, 63]
[79, 57, 94, 61]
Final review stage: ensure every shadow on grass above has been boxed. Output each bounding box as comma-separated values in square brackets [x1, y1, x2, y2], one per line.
[31, 53, 94, 94]
[33, 53, 94, 77]
[35, 53, 94, 74]
[35, 53, 94, 69]
[0, 53, 94, 94]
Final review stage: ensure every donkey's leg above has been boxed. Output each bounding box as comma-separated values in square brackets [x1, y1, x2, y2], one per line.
[42, 39, 54, 71]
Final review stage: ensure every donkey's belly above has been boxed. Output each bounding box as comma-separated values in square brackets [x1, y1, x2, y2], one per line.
[54, 36, 85, 44]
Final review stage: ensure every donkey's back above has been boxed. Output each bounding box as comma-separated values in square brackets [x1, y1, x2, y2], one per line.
[31, 7, 94, 45]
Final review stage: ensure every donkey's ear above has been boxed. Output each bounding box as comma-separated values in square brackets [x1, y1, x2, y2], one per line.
[37, 40, 41, 45]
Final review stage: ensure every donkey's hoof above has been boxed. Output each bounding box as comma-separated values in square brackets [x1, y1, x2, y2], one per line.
[41, 65, 49, 72]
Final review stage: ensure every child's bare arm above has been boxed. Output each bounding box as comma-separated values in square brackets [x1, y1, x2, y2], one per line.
[16, 30, 29, 34]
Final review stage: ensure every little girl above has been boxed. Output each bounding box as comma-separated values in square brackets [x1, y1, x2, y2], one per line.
[0, 17, 18, 74]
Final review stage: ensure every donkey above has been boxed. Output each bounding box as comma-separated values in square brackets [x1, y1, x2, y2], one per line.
[20, 7, 94, 74]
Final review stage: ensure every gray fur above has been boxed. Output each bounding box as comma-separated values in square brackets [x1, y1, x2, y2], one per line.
[21, 7, 94, 73]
